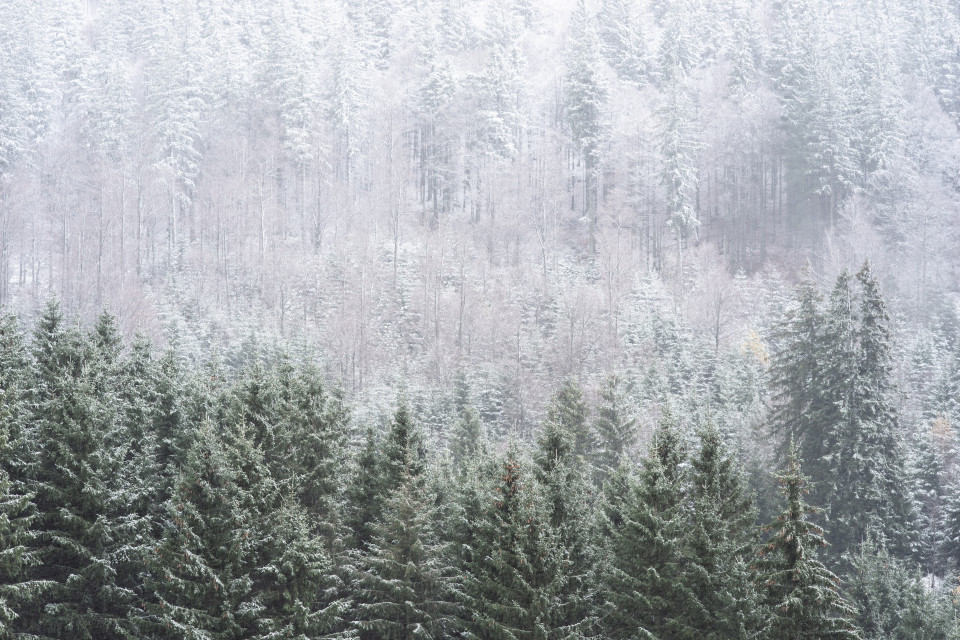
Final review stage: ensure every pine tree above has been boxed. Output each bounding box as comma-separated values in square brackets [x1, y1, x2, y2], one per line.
[565, 0, 608, 251]
[545, 379, 592, 459]
[598, 0, 648, 86]
[770, 265, 914, 559]
[148, 421, 275, 639]
[592, 374, 637, 485]
[284, 364, 349, 528]
[686, 424, 761, 639]
[658, 74, 701, 268]
[382, 398, 427, 491]
[598, 410, 698, 640]
[458, 450, 564, 640]
[534, 407, 594, 637]
[254, 499, 350, 640]
[848, 537, 955, 640]
[347, 399, 427, 551]
[821, 265, 914, 557]
[354, 461, 458, 640]
[0, 417, 42, 638]
[754, 442, 860, 640]
[476, 1, 526, 162]
[769, 268, 825, 464]
[0, 313, 31, 493]
[450, 405, 484, 472]
[93, 317, 159, 638]
[18, 301, 131, 639]
[153, 348, 192, 500]
[911, 425, 948, 576]
[346, 428, 385, 551]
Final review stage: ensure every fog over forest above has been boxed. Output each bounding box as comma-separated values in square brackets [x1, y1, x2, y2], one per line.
[1, 0, 960, 638]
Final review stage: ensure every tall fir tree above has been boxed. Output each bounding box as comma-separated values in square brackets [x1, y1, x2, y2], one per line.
[353, 461, 458, 640]
[754, 441, 861, 640]
[544, 379, 592, 459]
[534, 405, 595, 637]
[686, 424, 761, 639]
[449, 405, 484, 472]
[592, 374, 637, 485]
[565, 0, 608, 252]
[769, 267, 825, 463]
[848, 537, 955, 640]
[0, 416, 42, 638]
[458, 450, 565, 640]
[254, 499, 350, 640]
[18, 301, 131, 639]
[147, 421, 275, 639]
[598, 410, 699, 640]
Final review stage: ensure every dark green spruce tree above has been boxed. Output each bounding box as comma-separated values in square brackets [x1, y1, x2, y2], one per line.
[0, 311, 42, 637]
[754, 442, 860, 640]
[0, 407, 41, 638]
[254, 498, 350, 640]
[347, 398, 428, 551]
[449, 405, 484, 472]
[591, 374, 637, 485]
[534, 395, 595, 637]
[769, 267, 825, 467]
[848, 537, 955, 640]
[17, 301, 131, 639]
[544, 379, 592, 459]
[598, 409, 699, 640]
[820, 265, 914, 557]
[686, 424, 761, 639]
[459, 450, 564, 640]
[353, 457, 458, 640]
[147, 421, 274, 639]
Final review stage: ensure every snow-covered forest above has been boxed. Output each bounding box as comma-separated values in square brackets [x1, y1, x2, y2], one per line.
[1, 0, 960, 637]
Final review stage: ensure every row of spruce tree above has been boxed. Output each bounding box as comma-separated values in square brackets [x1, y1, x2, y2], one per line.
[0, 266, 958, 639]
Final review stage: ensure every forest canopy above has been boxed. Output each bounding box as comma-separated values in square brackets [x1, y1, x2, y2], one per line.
[0, 0, 959, 636]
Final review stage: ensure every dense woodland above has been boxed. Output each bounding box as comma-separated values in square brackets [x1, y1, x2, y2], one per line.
[0, 288, 956, 639]
[2, 0, 960, 637]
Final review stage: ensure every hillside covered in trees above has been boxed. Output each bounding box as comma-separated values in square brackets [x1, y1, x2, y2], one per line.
[2, 0, 960, 636]
[0, 291, 958, 639]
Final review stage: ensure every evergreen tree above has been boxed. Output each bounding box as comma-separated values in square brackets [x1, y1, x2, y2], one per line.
[18, 301, 131, 639]
[354, 462, 458, 640]
[544, 379, 592, 459]
[598, 0, 648, 86]
[771, 265, 914, 558]
[565, 0, 608, 250]
[347, 399, 427, 551]
[254, 499, 350, 640]
[754, 442, 860, 640]
[459, 451, 564, 640]
[0, 417, 42, 638]
[821, 265, 914, 557]
[153, 349, 192, 500]
[534, 408, 594, 637]
[686, 424, 761, 639]
[346, 428, 385, 551]
[476, 1, 526, 162]
[848, 537, 955, 640]
[382, 398, 427, 490]
[285, 364, 349, 528]
[769, 268, 825, 464]
[911, 426, 948, 576]
[0, 313, 31, 493]
[148, 421, 275, 639]
[592, 374, 637, 485]
[598, 410, 699, 640]
[658, 74, 701, 268]
[450, 405, 484, 472]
